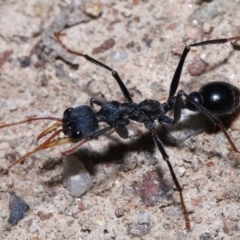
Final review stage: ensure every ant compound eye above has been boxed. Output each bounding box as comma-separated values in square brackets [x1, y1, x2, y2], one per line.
[63, 108, 73, 118]
[71, 130, 83, 141]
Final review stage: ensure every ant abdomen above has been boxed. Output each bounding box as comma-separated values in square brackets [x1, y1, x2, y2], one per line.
[186, 81, 240, 115]
[62, 106, 99, 141]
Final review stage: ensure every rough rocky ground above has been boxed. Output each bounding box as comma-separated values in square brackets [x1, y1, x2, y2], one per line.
[0, 0, 240, 239]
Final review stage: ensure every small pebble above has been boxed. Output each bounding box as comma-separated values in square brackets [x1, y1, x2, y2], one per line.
[1, 210, 8, 219]
[19, 56, 31, 68]
[115, 208, 125, 218]
[191, 157, 199, 172]
[92, 38, 115, 54]
[37, 211, 53, 221]
[30, 224, 39, 233]
[40, 87, 49, 97]
[178, 167, 186, 177]
[110, 50, 128, 62]
[138, 211, 150, 225]
[203, 22, 213, 34]
[223, 220, 235, 234]
[121, 8, 132, 18]
[0, 50, 12, 68]
[189, 2, 222, 25]
[171, 43, 185, 56]
[200, 232, 211, 240]
[187, 59, 207, 76]
[128, 224, 150, 237]
[51, 103, 59, 113]
[8, 192, 30, 226]
[123, 152, 138, 171]
[8, 104, 18, 112]
[96, 216, 106, 226]
[63, 155, 93, 197]
[83, 2, 103, 18]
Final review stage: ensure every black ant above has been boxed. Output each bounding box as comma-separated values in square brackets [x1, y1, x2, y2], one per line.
[1, 33, 240, 230]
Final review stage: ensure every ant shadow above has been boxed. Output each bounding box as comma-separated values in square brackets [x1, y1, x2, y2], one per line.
[45, 112, 233, 173]
[42, 112, 207, 186]
[42, 108, 240, 209]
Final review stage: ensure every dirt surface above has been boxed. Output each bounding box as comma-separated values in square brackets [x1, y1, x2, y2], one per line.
[0, 0, 240, 239]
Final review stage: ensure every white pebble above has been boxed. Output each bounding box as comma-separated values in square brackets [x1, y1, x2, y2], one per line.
[63, 155, 93, 197]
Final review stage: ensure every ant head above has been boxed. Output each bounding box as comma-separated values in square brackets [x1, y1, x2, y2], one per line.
[62, 106, 99, 142]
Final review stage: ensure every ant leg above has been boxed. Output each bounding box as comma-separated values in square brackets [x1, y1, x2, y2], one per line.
[153, 133, 190, 230]
[179, 90, 239, 153]
[168, 36, 240, 103]
[158, 115, 175, 126]
[144, 121, 190, 229]
[159, 92, 183, 126]
[90, 98, 104, 109]
[54, 33, 133, 103]
[62, 125, 114, 156]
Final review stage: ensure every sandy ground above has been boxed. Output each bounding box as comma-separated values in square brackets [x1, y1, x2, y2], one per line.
[0, 0, 240, 239]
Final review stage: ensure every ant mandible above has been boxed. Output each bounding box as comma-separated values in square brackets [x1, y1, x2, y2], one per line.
[1, 32, 240, 230]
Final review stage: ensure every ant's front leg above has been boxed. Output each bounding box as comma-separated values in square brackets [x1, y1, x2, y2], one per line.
[54, 33, 133, 103]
